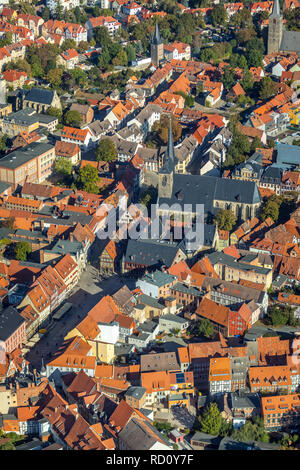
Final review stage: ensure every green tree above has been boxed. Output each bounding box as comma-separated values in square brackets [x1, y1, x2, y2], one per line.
[231, 8, 252, 28]
[55, 0, 64, 20]
[152, 115, 182, 144]
[41, 6, 50, 21]
[15, 241, 31, 261]
[63, 110, 82, 128]
[46, 68, 63, 88]
[222, 66, 235, 91]
[246, 48, 263, 67]
[55, 158, 72, 176]
[199, 403, 222, 435]
[214, 209, 237, 231]
[77, 164, 100, 194]
[260, 199, 279, 222]
[77, 41, 90, 53]
[96, 139, 117, 162]
[94, 26, 112, 48]
[241, 69, 254, 92]
[70, 68, 88, 86]
[31, 61, 43, 78]
[198, 318, 215, 338]
[259, 76, 277, 100]
[61, 39, 77, 51]
[112, 49, 128, 67]
[231, 416, 269, 443]
[0, 440, 15, 450]
[125, 43, 136, 63]
[185, 95, 195, 108]
[210, 5, 228, 26]
[47, 107, 62, 119]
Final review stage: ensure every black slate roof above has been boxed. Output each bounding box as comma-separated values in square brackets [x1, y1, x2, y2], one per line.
[25, 87, 55, 105]
[124, 238, 184, 267]
[0, 306, 25, 341]
[159, 175, 261, 214]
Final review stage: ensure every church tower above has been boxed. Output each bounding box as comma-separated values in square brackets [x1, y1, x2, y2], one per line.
[158, 119, 175, 199]
[267, 0, 283, 55]
[151, 22, 164, 67]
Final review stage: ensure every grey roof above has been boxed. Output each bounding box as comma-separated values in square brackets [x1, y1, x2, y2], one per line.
[133, 103, 162, 125]
[158, 175, 261, 214]
[159, 314, 188, 325]
[191, 431, 221, 447]
[207, 251, 271, 276]
[124, 238, 184, 267]
[218, 436, 280, 450]
[138, 270, 176, 287]
[85, 119, 112, 136]
[0, 306, 26, 341]
[125, 386, 146, 400]
[45, 239, 83, 257]
[0, 142, 54, 170]
[4, 108, 57, 126]
[140, 320, 158, 334]
[118, 417, 170, 450]
[0, 182, 11, 194]
[229, 391, 261, 411]
[136, 294, 166, 310]
[113, 343, 135, 356]
[203, 277, 266, 305]
[261, 165, 282, 183]
[272, 274, 288, 289]
[281, 30, 300, 55]
[234, 160, 263, 178]
[275, 143, 300, 168]
[171, 282, 202, 297]
[25, 87, 55, 105]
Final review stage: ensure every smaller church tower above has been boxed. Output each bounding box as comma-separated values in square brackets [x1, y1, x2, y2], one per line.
[151, 22, 164, 67]
[158, 119, 175, 199]
[267, 0, 283, 55]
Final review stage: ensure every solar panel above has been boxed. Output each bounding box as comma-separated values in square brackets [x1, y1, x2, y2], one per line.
[176, 373, 185, 383]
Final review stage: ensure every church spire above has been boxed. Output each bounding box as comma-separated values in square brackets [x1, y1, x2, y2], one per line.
[152, 22, 162, 45]
[270, 0, 281, 18]
[160, 118, 175, 174]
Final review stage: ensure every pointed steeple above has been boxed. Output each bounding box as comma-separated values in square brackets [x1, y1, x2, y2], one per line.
[160, 117, 175, 174]
[270, 0, 281, 18]
[152, 22, 162, 46]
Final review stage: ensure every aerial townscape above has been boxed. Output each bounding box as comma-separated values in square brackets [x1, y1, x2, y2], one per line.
[0, 0, 300, 454]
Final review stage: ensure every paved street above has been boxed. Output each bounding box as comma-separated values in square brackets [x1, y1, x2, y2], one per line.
[24, 263, 133, 370]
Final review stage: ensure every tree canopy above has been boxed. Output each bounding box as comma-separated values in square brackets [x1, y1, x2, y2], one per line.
[77, 165, 100, 194]
[214, 209, 237, 232]
[15, 241, 31, 261]
[96, 139, 117, 162]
